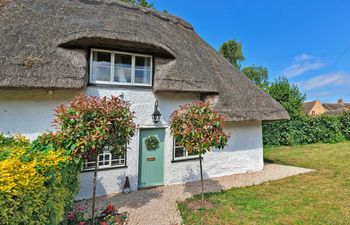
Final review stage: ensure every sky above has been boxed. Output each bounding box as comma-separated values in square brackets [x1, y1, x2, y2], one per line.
[150, 0, 350, 103]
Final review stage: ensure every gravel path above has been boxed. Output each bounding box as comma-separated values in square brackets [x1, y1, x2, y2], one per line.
[78, 164, 313, 225]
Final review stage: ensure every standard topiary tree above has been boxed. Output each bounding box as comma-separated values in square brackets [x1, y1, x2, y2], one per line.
[54, 93, 135, 224]
[170, 101, 229, 207]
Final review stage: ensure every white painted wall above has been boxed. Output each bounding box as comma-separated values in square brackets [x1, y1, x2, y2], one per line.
[0, 87, 264, 200]
[0, 89, 78, 140]
[164, 121, 263, 185]
[76, 86, 200, 199]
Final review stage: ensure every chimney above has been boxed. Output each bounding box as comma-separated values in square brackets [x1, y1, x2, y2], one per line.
[338, 99, 344, 105]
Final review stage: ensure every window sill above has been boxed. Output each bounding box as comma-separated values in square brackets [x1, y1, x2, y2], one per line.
[171, 157, 201, 163]
[81, 165, 127, 173]
[88, 83, 153, 89]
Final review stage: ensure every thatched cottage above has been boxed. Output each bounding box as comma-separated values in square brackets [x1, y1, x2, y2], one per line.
[0, 0, 289, 199]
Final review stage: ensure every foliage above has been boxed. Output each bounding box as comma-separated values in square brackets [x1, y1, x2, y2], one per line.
[179, 142, 350, 224]
[241, 65, 269, 91]
[0, 134, 80, 225]
[263, 113, 350, 147]
[54, 93, 135, 160]
[54, 93, 135, 223]
[64, 204, 87, 225]
[119, 0, 154, 9]
[170, 101, 229, 155]
[339, 112, 350, 140]
[145, 135, 160, 150]
[267, 76, 305, 118]
[0, 133, 29, 148]
[64, 204, 127, 225]
[219, 40, 245, 69]
[170, 101, 229, 208]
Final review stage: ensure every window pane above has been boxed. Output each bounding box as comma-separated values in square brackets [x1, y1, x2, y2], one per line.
[82, 149, 126, 171]
[111, 152, 126, 167]
[92, 51, 111, 82]
[188, 150, 197, 156]
[175, 147, 185, 158]
[114, 54, 132, 83]
[115, 54, 132, 68]
[135, 69, 151, 84]
[135, 56, 151, 70]
[135, 56, 151, 84]
[114, 68, 131, 83]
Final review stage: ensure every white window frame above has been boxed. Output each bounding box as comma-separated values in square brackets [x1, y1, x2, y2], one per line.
[173, 138, 199, 161]
[82, 150, 126, 171]
[89, 48, 153, 87]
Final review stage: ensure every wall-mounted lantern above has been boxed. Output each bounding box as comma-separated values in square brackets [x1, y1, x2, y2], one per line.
[152, 100, 162, 124]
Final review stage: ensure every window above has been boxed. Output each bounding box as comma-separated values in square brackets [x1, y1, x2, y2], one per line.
[173, 137, 198, 161]
[90, 49, 152, 86]
[82, 147, 126, 171]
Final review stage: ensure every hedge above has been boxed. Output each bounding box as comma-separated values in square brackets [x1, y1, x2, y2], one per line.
[263, 112, 350, 147]
[0, 134, 81, 225]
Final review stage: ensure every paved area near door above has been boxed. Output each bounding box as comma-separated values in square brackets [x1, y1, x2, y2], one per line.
[78, 164, 313, 225]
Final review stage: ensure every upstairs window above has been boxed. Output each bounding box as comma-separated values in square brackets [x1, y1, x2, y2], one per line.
[90, 49, 152, 86]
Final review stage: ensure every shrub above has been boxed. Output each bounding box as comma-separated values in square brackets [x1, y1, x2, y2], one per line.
[0, 133, 29, 148]
[0, 134, 81, 225]
[339, 112, 350, 140]
[263, 113, 350, 147]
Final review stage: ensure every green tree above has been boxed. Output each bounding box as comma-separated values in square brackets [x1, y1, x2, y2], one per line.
[54, 94, 135, 224]
[120, 0, 155, 9]
[219, 40, 245, 69]
[267, 77, 305, 118]
[170, 102, 229, 208]
[242, 65, 269, 91]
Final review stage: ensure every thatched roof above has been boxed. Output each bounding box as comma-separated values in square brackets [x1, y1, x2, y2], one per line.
[0, 0, 289, 121]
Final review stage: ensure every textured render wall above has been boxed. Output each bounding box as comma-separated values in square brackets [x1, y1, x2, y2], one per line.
[164, 121, 263, 185]
[0, 89, 78, 140]
[0, 87, 264, 199]
[76, 86, 200, 199]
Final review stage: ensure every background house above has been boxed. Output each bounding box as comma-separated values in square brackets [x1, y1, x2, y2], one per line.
[0, 0, 288, 199]
[303, 99, 350, 116]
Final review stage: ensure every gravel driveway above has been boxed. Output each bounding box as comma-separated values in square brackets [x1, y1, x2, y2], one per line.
[78, 164, 313, 225]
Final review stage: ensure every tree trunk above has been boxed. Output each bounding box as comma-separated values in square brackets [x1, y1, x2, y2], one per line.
[199, 153, 204, 208]
[91, 156, 98, 225]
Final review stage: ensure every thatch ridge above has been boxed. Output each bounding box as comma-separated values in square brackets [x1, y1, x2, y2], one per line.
[0, 0, 289, 121]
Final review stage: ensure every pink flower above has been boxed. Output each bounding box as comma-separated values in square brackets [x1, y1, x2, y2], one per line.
[79, 222, 85, 225]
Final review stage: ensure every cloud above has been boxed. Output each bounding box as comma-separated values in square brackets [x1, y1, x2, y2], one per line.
[297, 72, 350, 90]
[282, 54, 326, 78]
[293, 54, 315, 63]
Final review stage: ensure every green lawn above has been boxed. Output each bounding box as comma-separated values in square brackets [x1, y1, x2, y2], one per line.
[178, 142, 350, 225]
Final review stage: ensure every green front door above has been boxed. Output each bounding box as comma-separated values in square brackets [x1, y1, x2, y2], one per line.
[138, 128, 165, 188]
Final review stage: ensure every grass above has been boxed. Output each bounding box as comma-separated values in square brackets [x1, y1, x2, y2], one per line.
[178, 142, 350, 225]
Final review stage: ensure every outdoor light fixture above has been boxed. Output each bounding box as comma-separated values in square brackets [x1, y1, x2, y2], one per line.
[152, 100, 162, 124]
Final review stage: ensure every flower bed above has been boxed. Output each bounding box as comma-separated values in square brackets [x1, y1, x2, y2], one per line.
[64, 204, 127, 225]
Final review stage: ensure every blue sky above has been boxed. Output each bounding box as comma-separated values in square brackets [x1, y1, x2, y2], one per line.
[150, 0, 350, 102]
